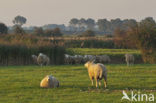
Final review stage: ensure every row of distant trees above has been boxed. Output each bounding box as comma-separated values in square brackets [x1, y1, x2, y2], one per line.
[0, 16, 155, 36]
[0, 16, 141, 35]
[0, 15, 97, 37]
[69, 18, 137, 34]
[0, 15, 64, 36]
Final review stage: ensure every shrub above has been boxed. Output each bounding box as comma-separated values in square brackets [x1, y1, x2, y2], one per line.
[127, 17, 156, 63]
[0, 23, 8, 34]
[114, 28, 136, 49]
[33, 27, 63, 37]
[33, 27, 44, 36]
[79, 30, 95, 37]
[13, 25, 25, 34]
[52, 28, 63, 37]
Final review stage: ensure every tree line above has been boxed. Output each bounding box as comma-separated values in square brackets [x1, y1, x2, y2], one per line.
[0, 16, 155, 36]
[0, 15, 63, 36]
[0, 16, 147, 36]
[69, 18, 137, 34]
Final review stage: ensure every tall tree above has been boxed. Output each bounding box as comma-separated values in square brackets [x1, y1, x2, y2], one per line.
[122, 19, 137, 30]
[13, 15, 27, 26]
[111, 18, 123, 32]
[79, 18, 87, 31]
[97, 19, 111, 33]
[86, 18, 95, 30]
[69, 18, 79, 31]
[69, 18, 79, 27]
[0, 23, 8, 34]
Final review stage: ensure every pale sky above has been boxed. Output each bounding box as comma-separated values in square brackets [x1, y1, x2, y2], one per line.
[0, 0, 156, 26]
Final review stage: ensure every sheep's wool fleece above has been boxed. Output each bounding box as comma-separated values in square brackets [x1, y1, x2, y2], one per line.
[40, 75, 59, 88]
[85, 62, 107, 79]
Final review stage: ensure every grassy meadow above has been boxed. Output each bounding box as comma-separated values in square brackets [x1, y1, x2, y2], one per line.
[66, 48, 140, 55]
[0, 64, 155, 103]
[66, 48, 142, 64]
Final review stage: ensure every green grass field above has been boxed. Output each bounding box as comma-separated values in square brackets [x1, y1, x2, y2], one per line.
[0, 64, 155, 103]
[66, 48, 142, 63]
[66, 48, 140, 55]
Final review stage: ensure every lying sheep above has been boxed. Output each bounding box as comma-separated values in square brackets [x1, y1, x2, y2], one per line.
[96, 55, 111, 63]
[37, 53, 50, 66]
[31, 55, 38, 64]
[125, 54, 135, 66]
[84, 61, 107, 88]
[40, 75, 59, 88]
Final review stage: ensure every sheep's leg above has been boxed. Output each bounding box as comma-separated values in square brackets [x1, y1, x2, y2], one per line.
[90, 77, 94, 86]
[91, 80, 94, 86]
[104, 81, 107, 88]
[104, 75, 107, 88]
[95, 79, 99, 88]
[99, 81, 101, 86]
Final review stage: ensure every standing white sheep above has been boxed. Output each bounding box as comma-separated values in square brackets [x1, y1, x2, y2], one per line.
[84, 61, 107, 88]
[125, 54, 135, 66]
[40, 75, 59, 88]
[37, 53, 50, 66]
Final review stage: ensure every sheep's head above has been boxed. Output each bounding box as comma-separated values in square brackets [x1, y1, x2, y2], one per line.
[84, 60, 95, 68]
[45, 75, 53, 82]
[84, 62, 90, 68]
[46, 77, 50, 82]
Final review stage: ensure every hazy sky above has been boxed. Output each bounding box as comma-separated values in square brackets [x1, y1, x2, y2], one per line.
[0, 0, 156, 26]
